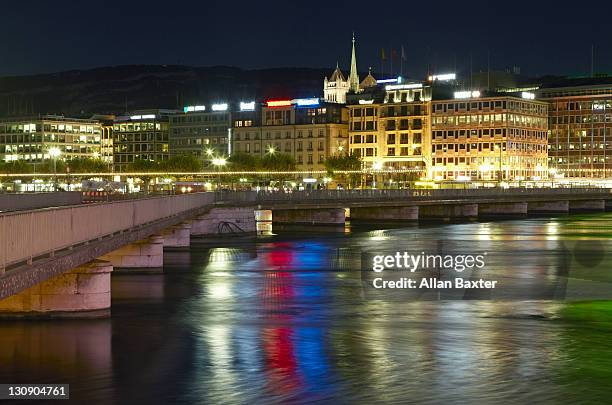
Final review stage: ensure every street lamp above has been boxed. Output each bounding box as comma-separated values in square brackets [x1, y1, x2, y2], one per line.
[49, 147, 61, 191]
[267, 146, 276, 155]
[212, 157, 227, 188]
[372, 161, 383, 189]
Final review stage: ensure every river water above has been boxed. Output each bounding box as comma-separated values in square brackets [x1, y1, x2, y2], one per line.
[2, 215, 612, 404]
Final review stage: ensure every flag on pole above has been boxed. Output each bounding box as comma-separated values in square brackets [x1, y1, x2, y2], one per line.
[401, 46, 406, 61]
[391, 49, 398, 60]
[381, 48, 386, 60]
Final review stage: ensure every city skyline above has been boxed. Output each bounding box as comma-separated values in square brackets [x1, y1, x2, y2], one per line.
[2, 0, 612, 77]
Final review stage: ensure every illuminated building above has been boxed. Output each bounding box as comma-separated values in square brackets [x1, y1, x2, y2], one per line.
[0, 115, 102, 166]
[431, 93, 548, 181]
[112, 110, 175, 171]
[324, 64, 350, 104]
[347, 81, 432, 173]
[169, 104, 232, 161]
[91, 114, 115, 167]
[324, 34, 373, 104]
[232, 99, 348, 171]
[537, 79, 612, 178]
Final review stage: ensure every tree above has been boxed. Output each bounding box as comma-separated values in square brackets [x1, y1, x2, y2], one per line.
[227, 152, 260, 171]
[66, 158, 108, 173]
[0, 160, 33, 174]
[160, 155, 202, 172]
[37, 159, 67, 174]
[324, 152, 361, 172]
[127, 159, 158, 172]
[261, 153, 296, 171]
[324, 152, 362, 188]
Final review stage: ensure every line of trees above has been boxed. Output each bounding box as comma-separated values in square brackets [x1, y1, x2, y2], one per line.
[0, 157, 109, 175]
[227, 152, 296, 171]
[126, 155, 202, 172]
[0, 152, 364, 178]
[0, 155, 203, 175]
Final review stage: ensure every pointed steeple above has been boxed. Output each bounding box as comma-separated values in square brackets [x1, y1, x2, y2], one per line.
[349, 33, 359, 93]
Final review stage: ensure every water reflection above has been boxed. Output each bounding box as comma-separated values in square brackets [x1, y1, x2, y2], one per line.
[2, 215, 612, 403]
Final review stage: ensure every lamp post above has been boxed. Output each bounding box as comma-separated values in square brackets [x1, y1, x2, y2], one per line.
[212, 157, 226, 189]
[266, 147, 276, 188]
[372, 161, 383, 189]
[49, 147, 61, 191]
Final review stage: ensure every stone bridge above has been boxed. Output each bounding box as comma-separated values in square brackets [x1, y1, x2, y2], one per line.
[1, 187, 611, 317]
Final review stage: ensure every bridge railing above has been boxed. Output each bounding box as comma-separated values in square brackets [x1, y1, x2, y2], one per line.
[0, 192, 214, 273]
[214, 188, 612, 204]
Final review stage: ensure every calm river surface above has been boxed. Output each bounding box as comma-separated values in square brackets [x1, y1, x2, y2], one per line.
[2, 215, 612, 404]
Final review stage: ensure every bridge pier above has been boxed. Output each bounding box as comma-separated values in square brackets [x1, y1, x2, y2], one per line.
[162, 222, 191, 249]
[418, 204, 478, 221]
[478, 202, 528, 217]
[272, 208, 346, 225]
[0, 260, 112, 318]
[527, 201, 569, 214]
[100, 235, 164, 272]
[569, 200, 606, 212]
[350, 206, 418, 222]
[191, 207, 256, 236]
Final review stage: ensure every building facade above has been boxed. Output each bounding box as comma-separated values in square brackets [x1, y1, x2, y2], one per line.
[232, 99, 349, 171]
[347, 81, 432, 174]
[112, 110, 175, 171]
[169, 104, 232, 161]
[90, 114, 115, 169]
[0, 115, 102, 166]
[431, 94, 548, 181]
[537, 81, 612, 178]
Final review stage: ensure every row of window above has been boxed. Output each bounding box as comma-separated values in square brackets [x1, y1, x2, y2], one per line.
[433, 128, 547, 140]
[114, 144, 169, 153]
[433, 114, 546, 127]
[233, 129, 329, 140]
[549, 115, 612, 124]
[433, 100, 546, 115]
[171, 114, 229, 124]
[0, 134, 100, 144]
[0, 123, 99, 134]
[555, 156, 612, 163]
[114, 133, 168, 142]
[113, 154, 169, 164]
[172, 126, 227, 135]
[386, 147, 422, 156]
[433, 156, 547, 166]
[234, 140, 326, 153]
[113, 123, 164, 132]
[550, 143, 612, 150]
[1, 145, 98, 154]
[351, 133, 423, 145]
[550, 101, 612, 111]
[432, 142, 546, 154]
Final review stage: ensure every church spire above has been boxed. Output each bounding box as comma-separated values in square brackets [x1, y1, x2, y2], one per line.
[349, 33, 359, 93]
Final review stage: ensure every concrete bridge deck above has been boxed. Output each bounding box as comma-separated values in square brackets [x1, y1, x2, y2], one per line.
[1, 188, 612, 316]
[214, 188, 612, 209]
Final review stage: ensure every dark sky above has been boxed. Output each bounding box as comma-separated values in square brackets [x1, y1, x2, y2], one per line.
[2, 0, 611, 79]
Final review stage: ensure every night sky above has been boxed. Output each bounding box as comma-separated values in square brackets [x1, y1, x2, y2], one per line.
[2, 0, 611, 78]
